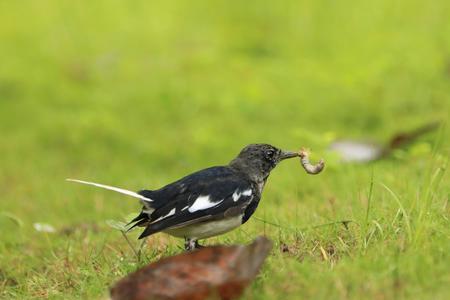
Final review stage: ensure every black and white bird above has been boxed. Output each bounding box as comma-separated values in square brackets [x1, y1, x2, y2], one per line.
[68, 144, 301, 250]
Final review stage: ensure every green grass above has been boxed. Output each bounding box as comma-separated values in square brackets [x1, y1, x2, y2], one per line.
[0, 1, 449, 299]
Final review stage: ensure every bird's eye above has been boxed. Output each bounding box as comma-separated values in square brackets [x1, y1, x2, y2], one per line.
[265, 150, 275, 159]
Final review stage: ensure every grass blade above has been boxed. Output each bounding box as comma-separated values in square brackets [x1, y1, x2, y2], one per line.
[380, 183, 412, 242]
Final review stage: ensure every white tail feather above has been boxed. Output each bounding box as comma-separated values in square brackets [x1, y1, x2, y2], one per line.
[66, 179, 152, 202]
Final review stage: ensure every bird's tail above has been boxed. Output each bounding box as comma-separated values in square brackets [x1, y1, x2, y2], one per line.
[66, 179, 153, 202]
[126, 211, 151, 231]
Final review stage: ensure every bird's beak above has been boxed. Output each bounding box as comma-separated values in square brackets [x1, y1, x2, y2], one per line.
[279, 150, 299, 161]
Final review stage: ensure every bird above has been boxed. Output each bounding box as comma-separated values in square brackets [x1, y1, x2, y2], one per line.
[67, 144, 301, 251]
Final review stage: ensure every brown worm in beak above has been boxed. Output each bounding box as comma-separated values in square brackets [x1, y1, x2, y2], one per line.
[299, 148, 325, 175]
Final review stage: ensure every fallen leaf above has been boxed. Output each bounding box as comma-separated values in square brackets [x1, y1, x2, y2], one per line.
[110, 236, 272, 300]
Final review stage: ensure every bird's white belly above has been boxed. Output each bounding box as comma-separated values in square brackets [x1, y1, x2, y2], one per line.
[163, 215, 243, 240]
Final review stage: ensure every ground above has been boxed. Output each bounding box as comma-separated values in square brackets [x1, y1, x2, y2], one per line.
[0, 1, 449, 299]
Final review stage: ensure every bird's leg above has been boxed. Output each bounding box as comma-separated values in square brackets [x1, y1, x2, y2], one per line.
[184, 238, 197, 251]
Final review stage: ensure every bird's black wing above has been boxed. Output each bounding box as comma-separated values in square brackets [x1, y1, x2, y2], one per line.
[136, 166, 255, 239]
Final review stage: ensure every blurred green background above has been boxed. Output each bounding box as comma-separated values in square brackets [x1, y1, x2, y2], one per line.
[0, 1, 449, 299]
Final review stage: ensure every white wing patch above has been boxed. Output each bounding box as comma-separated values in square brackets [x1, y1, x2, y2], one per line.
[152, 208, 176, 223]
[66, 178, 153, 202]
[166, 208, 176, 217]
[232, 191, 240, 202]
[232, 189, 253, 202]
[242, 189, 252, 196]
[188, 195, 223, 213]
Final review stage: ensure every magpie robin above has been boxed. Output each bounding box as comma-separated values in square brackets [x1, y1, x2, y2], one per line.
[68, 144, 309, 251]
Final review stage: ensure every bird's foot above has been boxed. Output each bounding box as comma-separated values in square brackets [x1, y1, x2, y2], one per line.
[184, 238, 200, 251]
[184, 238, 204, 251]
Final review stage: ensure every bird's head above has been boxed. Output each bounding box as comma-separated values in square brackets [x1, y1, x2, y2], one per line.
[229, 144, 299, 182]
